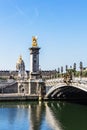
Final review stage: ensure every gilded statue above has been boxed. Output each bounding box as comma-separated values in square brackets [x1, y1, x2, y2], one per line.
[32, 36, 38, 47]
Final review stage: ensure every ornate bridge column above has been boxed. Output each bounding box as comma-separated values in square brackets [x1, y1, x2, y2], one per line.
[28, 37, 46, 99]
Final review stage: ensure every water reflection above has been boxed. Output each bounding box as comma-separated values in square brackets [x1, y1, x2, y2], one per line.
[0, 101, 87, 130]
[29, 102, 45, 130]
[47, 102, 87, 130]
[0, 102, 63, 130]
[45, 102, 63, 130]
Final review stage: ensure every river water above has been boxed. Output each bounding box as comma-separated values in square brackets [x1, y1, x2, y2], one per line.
[0, 101, 87, 130]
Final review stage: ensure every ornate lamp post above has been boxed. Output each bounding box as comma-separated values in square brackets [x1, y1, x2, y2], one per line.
[73, 63, 76, 77]
[61, 66, 63, 78]
[80, 61, 83, 80]
[58, 67, 60, 78]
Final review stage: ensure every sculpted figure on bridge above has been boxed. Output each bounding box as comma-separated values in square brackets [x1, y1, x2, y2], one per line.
[63, 72, 72, 85]
[32, 36, 38, 47]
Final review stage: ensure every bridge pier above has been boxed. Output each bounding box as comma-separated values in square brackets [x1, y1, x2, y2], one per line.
[28, 37, 46, 99]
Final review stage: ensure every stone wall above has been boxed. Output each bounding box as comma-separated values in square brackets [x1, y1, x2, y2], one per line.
[0, 82, 18, 93]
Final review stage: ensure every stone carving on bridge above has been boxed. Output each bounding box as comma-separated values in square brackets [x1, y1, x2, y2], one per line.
[63, 72, 72, 85]
[63, 68, 76, 85]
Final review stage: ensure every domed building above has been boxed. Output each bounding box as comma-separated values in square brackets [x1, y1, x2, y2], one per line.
[16, 55, 25, 71]
[16, 55, 27, 79]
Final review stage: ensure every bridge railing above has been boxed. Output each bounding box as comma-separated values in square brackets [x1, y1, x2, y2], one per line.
[45, 77, 87, 90]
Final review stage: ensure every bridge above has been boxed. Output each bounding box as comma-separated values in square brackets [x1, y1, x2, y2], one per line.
[45, 78, 87, 100]
[0, 79, 17, 93]
[0, 77, 87, 101]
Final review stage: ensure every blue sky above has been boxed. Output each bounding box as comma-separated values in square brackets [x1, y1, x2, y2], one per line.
[0, 0, 87, 71]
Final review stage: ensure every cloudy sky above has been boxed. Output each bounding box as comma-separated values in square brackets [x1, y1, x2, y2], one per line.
[0, 0, 87, 71]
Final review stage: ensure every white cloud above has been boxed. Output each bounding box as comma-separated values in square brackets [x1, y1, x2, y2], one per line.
[15, 6, 25, 16]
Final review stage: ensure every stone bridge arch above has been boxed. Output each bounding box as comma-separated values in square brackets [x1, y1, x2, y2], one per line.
[45, 82, 87, 99]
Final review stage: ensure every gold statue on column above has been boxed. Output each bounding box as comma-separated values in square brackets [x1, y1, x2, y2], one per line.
[32, 36, 38, 47]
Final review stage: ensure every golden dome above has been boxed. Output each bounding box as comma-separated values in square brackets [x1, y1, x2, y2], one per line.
[16, 55, 25, 70]
[17, 55, 22, 64]
[32, 36, 38, 47]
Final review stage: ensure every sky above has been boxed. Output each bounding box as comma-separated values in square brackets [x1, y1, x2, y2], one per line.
[0, 0, 87, 71]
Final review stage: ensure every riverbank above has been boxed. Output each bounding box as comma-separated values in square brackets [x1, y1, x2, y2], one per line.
[0, 94, 87, 105]
[0, 94, 39, 101]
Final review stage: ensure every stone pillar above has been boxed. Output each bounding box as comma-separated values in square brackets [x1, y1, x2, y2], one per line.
[28, 79, 31, 95]
[28, 37, 46, 98]
[29, 37, 40, 79]
[17, 82, 20, 94]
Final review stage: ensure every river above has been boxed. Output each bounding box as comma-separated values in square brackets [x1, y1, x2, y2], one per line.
[0, 101, 87, 130]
